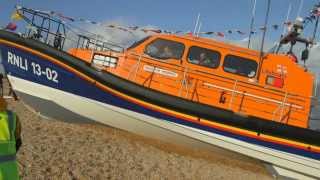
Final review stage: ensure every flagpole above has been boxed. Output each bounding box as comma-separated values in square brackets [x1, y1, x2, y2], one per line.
[248, 0, 257, 48]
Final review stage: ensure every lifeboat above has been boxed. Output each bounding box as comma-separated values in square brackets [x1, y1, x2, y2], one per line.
[0, 6, 319, 179]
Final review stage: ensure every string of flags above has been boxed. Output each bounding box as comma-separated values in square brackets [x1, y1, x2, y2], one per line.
[6, 4, 320, 38]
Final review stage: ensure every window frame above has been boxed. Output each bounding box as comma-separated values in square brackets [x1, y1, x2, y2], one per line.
[222, 54, 258, 78]
[144, 38, 185, 60]
[187, 46, 221, 69]
[127, 36, 151, 50]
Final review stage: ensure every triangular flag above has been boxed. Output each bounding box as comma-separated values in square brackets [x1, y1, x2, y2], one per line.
[205, 31, 214, 35]
[118, 27, 128, 32]
[250, 30, 256, 34]
[142, 29, 161, 33]
[57, 13, 75, 22]
[313, 7, 320, 16]
[129, 26, 139, 30]
[11, 10, 22, 21]
[272, 24, 279, 30]
[236, 30, 246, 35]
[217, 32, 225, 37]
[5, 22, 17, 31]
[186, 32, 193, 36]
[283, 21, 292, 26]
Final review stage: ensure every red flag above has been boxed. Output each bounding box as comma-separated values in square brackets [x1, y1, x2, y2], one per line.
[313, 8, 320, 16]
[283, 21, 292, 26]
[217, 32, 225, 37]
[5, 22, 17, 31]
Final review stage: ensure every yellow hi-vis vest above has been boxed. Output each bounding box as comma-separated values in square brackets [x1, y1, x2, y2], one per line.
[0, 111, 17, 165]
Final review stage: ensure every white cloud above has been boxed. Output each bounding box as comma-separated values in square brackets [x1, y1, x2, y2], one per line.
[63, 20, 158, 51]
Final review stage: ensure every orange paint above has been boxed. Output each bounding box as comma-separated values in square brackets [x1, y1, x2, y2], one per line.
[72, 34, 314, 129]
[0, 40, 320, 153]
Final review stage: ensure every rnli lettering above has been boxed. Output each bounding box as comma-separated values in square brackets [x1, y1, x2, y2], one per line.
[7, 51, 28, 71]
[7, 51, 59, 83]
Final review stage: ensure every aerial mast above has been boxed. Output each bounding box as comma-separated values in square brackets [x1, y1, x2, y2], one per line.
[248, 0, 257, 48]
[256, 0, 271, 81]
[193, 13, 201, 35]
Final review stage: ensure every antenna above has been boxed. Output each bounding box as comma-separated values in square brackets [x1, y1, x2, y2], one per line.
[282, 3, 292, 36]
[256, 0, 271, 81]
[312, 3, 320, 43]
[197, 22, 202, 37]
[248, 0, 257, 48]
[193, 13, 201, 35]
[296, 0, 304, 18]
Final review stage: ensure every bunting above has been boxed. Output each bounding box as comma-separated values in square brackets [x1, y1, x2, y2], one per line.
[10, 5, 319, 39]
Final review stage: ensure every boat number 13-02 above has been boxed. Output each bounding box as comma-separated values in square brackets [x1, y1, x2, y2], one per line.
[31, 62, 59, 83]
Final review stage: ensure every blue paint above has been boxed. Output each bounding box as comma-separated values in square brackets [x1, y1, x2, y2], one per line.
[1, 44, 320, 160]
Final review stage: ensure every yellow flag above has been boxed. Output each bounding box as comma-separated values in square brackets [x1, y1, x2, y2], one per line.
[11, 10, 22, 21]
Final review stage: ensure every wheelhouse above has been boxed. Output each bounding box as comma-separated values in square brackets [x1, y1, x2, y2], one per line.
[69, 33, 314, 129]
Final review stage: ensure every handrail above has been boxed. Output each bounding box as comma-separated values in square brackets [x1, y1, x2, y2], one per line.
[121, 53, 304, 110]
[127, 52, 308, 100]
[202, 82, 302, 109]
[95, 51, 309, 125]
[279, 92, 289, 121]
[229, 80, 238, 110]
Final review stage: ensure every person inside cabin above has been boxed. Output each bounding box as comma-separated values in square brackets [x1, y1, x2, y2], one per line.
[188, 46, 220, 68]
[198, 52, 212, 66]
[31, 29, 42, 41]
[53, 33, 63, 49]
[159, 46, 174, 59]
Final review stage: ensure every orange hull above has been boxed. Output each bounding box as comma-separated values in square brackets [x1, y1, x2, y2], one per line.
[69, 34, 314, 128]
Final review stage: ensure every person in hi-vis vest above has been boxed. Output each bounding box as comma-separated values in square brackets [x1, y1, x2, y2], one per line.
[0, 97, 21, 180]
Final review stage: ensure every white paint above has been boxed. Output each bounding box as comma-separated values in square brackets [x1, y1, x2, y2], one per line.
[143, 65, 178, 77]
[7, 75, 320, 179]
[7, 51, 28, 71]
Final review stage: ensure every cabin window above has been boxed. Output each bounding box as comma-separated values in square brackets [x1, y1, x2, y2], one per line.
[144, 39, 185, 60]
[187, 46, 220, 68]
[223, 55, 257, 78]
[92, 54, 118, 68]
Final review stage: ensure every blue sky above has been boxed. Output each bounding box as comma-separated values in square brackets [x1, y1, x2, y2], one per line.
[1, 0, 320, 42]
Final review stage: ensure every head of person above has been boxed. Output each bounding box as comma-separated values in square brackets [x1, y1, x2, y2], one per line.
[199, 52, 207, 61]
[163, 46, 171, 53]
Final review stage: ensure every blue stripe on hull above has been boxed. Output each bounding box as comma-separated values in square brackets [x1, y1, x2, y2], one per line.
[1, 44, 320, 160]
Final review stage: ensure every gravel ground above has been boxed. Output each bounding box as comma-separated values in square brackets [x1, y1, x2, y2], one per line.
[5, 92, 272, 180]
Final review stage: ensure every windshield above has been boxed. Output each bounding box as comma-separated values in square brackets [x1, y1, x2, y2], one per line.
[127, 36, 151, 50]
